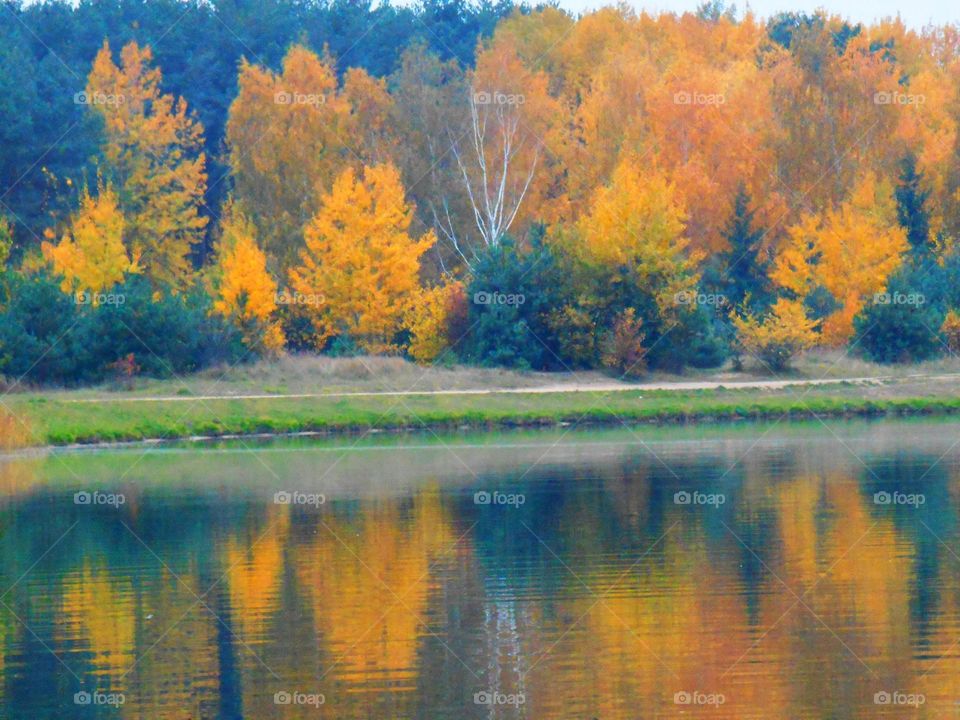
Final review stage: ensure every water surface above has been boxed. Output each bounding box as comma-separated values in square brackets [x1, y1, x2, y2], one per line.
[1, 419, 959, 718]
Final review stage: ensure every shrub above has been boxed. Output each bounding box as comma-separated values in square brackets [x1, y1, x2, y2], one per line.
[0, 272, 246, 386]
[733, 298, 819, 371]
[546, 305, 598, 368]
[405, 281, 466, 363]
[0, 270, 85, 384]
[602, 308, 647, 378]
[853, 265, 944, 364]
[941, 310, 960, 355]
[75, 277, 246, 379]
[463, 235, 572, 370]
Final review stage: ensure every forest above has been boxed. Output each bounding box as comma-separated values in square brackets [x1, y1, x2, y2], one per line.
[2, 0, 960, 385]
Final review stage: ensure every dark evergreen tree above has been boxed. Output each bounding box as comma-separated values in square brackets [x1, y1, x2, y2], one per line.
[896, 153, 934, 259]
[711, 185, 772, 313]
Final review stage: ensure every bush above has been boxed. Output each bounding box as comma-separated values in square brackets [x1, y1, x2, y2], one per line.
[75, 277, 246, 379]
[853, 265, 944, 364]
[0, 272, 246, 386]
[602, 308, 646, 378]
[733, 298, 819, 371]
[463, 234, 573, 370]
[404, 281, 466, 363]
[942, 310, 960, 355]
[0, 270, 85, 384]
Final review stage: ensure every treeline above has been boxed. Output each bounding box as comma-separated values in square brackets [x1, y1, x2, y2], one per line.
[2, 2, 960, 385]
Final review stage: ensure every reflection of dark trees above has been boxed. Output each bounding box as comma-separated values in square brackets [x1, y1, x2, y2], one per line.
[864, 451, 954, 644]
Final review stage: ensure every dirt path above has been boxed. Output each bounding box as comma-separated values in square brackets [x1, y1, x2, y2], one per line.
[56, 373, 958, 404]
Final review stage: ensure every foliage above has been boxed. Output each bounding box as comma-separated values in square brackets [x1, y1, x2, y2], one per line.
[462, 234, 572, 370]
[404, 281, 466, 363]
[41, 181, 138, 296]
[0, 271, 243, 386]
[706, 186, 772, 313]
[211, 206, 285, 355]
[576, 159, 699, 313]
[942, 311, 960, 356]
[0, 217, 11, 269]
[772, 173, 908, 345]
[733, 298, 819, 371]
[86, 41, 208, 288]
[853, 259, 946, 364]
[602, 308, 647, 378]
[289, 164, 434, 353]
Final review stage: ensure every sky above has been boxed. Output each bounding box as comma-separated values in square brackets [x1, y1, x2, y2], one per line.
[552, 0, 959, 30]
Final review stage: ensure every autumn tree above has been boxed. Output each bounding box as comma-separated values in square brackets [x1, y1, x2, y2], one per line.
[404, 280, 467, 363]
[733, 298, 819, 370]
[772, 173, 908, 344]
[41, 181, 138, 296]
[389, 43, 473, 275]
[211, 204, 285, 355]
[447, 39, 558, 260]
[226, 45, 397, 272]
[289, 164, 434, 352]
[576, 158, 700, 313]
[86, 41, 208, 289]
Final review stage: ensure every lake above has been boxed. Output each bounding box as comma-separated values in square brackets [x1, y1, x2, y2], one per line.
[0, 418, 959, 718]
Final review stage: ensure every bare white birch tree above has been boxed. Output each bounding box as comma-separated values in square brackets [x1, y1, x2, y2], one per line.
[446, 88, 542, 264]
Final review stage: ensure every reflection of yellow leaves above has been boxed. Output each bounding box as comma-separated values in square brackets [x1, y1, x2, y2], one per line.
[58, 562, 135, 682]
[224, 506, 289, 641]
[293, 491, 454, 689]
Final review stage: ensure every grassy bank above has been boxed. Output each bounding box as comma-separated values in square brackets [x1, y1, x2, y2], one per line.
[6, 383, 960, 448]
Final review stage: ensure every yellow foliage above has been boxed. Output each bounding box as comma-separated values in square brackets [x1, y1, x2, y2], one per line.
[733, 298, 819, 370]
[41, 182, 138, 296]
[771, 173, 908, 345]
[212, 206, 285, 354]
[404, 281, 465, 363]
[86, 41, 208, 288]
[942, 310, 960, 355]
[577, 159, 699, 312]
[0, 217, 11, 268]
[289, 163, 434, 353]
[226, 45, 397, 272]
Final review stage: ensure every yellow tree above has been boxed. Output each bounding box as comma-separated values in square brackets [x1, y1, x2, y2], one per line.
[41, 182, 138, 296]
[86, 41, 208, 289]
[211, 205, 285, 354]
[576, 158, 700, 313]
[226, 46, 395, 272]
[772, 173, 908, 344]
[289, 163, 434, 352]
